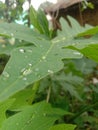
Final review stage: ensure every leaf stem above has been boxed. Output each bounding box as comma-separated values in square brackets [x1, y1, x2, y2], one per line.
[28, 80, 40, 105]
[46, 85, 51, 103]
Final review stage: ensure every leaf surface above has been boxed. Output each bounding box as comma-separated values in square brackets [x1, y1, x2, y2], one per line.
[0, 38, 82, 101]
[0, 99, 15, 128]
[0, 17, 98, 102]
[1, 101, 70, 130]
[0, 22, 44, 46]
[49, 124, 76, 130]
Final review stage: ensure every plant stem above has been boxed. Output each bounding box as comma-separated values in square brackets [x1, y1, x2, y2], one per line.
[28, 80, 40, 105]
[46, 85, 51, 103]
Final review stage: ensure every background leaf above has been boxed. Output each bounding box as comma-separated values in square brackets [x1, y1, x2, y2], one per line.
[0, 22, 44, 46]
[1, 101, 70, 130]
[0, 99, 15, 128]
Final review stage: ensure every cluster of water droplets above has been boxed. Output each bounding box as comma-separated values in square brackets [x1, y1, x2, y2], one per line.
[21, 63, 33, 76]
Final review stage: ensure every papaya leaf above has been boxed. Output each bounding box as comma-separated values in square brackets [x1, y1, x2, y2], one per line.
[76, 26, 98, 38]
[54, 17, 98, 49]
[0, 38, 82, 102]
[1, 101, 71, 130]
[0, 17, 98, 102]
[9, 87, 35, 110]
[79, 44, 98, 62]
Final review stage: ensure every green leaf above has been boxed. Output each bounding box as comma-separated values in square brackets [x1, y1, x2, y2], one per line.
[30, 6, 43, 33]
[76, 26, 98, 38]
[0, 99, 15, 128]
[0, 38, 82, 102]
[79, 44, 98, 62]
[37, 9, 50, 37]
[54, 17, 98, 49]
[49, 124, 76, 130]
[10, 87, 35, 110]
[0, 22, 44, 46]
[1, 101, 70, 130]
[53, 72, 84, 101]
[30, 6, 50, 38]
[1, 16, 97, 102]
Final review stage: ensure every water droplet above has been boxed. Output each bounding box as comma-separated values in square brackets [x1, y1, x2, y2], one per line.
[3, 71, 9, 78]
[22, 68, 32, 76]
[28, 63, 32, 66]
[73, 52, 81, 55]
[48, 70, 53, 74]
[11, 33, 14, 37]
[19, 48, 25, 53]
[42, 56, 46, 60]
[23, 77, 27, 80]
[9, 37, 15, 45]
[62, 37, 66, 40]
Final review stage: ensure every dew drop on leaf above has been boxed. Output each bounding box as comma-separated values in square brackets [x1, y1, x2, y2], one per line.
[11, 33, 14, 37]
[2, 71, 10, 78]
[42, 56, 46, 60]
[28, 63, 32, 66]
[48, 70, 53, 74]
[22, 68, 32, 76]
[23, 77, 27, 81]
[19, 48, 25, 53]
[73, 52, 81, 55]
